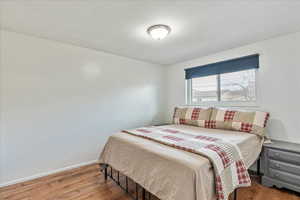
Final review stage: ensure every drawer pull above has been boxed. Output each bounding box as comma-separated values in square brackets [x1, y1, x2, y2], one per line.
[274, 163, 280, 169]
[274, 152, 281, 158]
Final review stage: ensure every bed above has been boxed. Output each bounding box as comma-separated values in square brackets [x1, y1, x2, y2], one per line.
[99, 124, 263, 200]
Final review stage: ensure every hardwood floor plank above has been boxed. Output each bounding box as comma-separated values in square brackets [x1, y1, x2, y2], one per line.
[1, 163, 299, 200]
[0, 164, 98, 193]
[2, 169, 101, 199]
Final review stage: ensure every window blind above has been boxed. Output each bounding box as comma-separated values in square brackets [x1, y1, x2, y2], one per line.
[185, 54, 259, 79]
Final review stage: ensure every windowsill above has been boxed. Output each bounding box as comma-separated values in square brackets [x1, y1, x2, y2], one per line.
[185, 101, 260, 108]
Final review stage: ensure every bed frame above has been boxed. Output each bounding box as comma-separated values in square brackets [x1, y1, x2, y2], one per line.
[101, 164, 256, 200]
[102, 164, 151, 200]
[101, 155, 261, 200]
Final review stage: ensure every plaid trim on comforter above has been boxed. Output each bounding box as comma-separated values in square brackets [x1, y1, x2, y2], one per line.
[122, 127, 251, 200]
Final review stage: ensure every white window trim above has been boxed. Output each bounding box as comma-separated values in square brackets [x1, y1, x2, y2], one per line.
[185, 70, 260, 108]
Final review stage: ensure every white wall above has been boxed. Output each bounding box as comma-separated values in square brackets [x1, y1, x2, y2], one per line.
[165, 31, 300, 144]
[0, 30, 165, 186]
[2, 28, 300, 186]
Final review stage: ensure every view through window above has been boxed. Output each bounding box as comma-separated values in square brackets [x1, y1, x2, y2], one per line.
[189, 69, 256, 104]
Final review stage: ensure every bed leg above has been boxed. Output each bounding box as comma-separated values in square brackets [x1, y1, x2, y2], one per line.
[126, 176, 129, 193]
[257, 157, 260, 176]
[142, 188, 146, 200]
[104, 165, 108, 181]
[233, 189, 237, 200]
[136, 183, 139, 200]
[257, 155, 261, 183]
[149, 192, 151, 200]
[117, 171, 120, 185]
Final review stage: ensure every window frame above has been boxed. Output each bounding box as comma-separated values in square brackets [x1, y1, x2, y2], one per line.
[186, 69, 259, 107]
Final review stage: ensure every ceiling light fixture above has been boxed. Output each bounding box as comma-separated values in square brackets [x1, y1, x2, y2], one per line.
[147, 24, 171, 40]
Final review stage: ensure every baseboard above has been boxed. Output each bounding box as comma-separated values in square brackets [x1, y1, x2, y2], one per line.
[0, 160, 98, 188]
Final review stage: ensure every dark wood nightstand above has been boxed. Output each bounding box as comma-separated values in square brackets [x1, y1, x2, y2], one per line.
[262, 140, 300, 193]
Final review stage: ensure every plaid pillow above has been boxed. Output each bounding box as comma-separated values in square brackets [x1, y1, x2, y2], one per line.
[173, 107, 212, 128]
[210, 108, 270, 136]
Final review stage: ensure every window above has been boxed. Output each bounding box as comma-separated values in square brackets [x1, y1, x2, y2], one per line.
[185, 54, 259, 105]
[187, 69, 256, 104]
[191, 75, 218, 102]
[220, 69, 256, 102]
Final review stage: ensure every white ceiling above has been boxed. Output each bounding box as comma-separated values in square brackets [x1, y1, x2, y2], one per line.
[1, 0, 300, 65]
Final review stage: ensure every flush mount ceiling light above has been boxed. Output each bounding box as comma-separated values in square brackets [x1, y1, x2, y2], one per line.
[147, 24, 171, 40]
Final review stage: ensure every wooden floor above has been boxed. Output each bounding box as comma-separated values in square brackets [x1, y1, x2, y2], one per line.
[1, 163, 299, 200]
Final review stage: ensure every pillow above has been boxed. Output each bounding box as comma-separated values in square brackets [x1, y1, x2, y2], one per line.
[209, 108, 270, 136]
[173, 107, 212, 128]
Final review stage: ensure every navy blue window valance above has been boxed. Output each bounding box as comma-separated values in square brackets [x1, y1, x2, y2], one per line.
[185, 54, 259, 79]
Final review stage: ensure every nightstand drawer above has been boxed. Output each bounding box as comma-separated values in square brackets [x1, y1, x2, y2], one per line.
[269, 160, 300, 176]
[269, 168, 300, 187]
[268, 149, 300, 165]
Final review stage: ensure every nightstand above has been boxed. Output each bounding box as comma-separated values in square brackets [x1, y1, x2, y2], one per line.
[262, 140, 300, 193]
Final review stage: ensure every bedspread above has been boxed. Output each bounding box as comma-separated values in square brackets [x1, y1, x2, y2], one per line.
[99, 124, 263, 200]
[122, 126, 251, 200]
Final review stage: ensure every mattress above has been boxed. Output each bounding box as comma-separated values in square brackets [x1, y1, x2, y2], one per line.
[99, 124, 263, 200]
